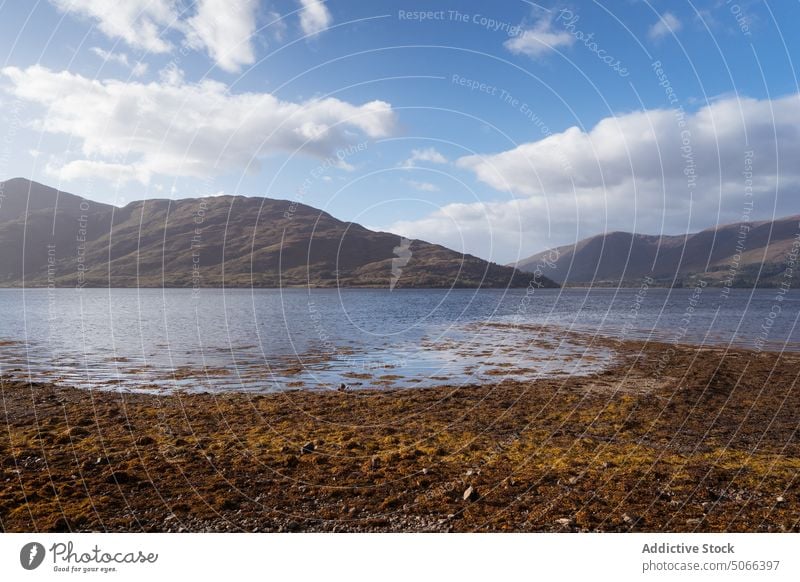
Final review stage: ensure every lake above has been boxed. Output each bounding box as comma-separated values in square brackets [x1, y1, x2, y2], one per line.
[0, 287, 798, 393]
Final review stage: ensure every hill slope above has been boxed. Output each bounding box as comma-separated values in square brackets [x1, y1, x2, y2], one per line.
[0, 178, 555, 289]
[513, 217, 800, 287]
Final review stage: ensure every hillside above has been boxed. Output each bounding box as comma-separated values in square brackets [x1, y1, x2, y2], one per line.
[0, 178, 554, 289]
[513, 216, 800, 287]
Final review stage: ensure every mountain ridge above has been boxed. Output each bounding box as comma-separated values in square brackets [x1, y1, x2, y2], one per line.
[0, 178, 555, 289]
[513, 216, 800, 287]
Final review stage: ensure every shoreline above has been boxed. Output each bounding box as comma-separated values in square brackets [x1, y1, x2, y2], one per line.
[1, 337, 798, 533]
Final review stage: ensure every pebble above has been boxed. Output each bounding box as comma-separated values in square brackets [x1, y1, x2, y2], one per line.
[300, 442, 315, 455]
[623, 513, 641, 526]
[463, 486, 478, 502]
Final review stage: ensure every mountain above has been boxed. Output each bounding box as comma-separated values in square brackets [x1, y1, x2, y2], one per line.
[0, 178, 555, 289]
[513, 216, 800, 287]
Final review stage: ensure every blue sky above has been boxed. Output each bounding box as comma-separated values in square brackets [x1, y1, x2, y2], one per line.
[1, 0, 798, 263]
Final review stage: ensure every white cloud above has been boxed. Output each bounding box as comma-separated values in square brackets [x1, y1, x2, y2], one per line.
[266, 10, 288, 42]
[55, 0, 264, 73]
[504, 18, 575, 59]
[185, 0, 259, 73]
[50, 0, 178, 53]
[131, 62, 149, 77]
[2, 65, 396, 183]
[158, 62, 185, 84]
[387, 94, 800, 263]
[388, 198, 534, 264]
[401, 147, 448, 168]
[649, 12, 682, 41]
[298, 0, 332, 36]
[407, 180, 440, 192]
[90, 46, 128, 66]
[50, 159, 151, 185]
[90, 47, 148, 77]
[334, 159, 355, 172]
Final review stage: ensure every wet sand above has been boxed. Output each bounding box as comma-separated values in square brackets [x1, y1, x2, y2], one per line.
[1, 334, 798, 532]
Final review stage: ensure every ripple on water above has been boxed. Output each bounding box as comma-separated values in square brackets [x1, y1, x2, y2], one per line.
[1, 322, 615, 394]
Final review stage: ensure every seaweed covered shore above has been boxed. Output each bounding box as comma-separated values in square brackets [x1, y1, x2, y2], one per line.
[1, 335, 798, 533]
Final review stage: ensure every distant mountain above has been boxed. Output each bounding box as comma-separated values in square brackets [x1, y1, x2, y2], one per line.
[0, 178, 555, 289]
[513, 216, 800, 287]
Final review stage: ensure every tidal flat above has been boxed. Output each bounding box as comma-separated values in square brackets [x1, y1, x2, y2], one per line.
[1, 334, 798, 533]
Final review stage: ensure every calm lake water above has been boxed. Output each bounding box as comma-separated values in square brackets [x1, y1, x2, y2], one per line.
[0, 287, 798, 393]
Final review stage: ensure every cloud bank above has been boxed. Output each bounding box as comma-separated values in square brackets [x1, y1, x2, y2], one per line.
[2, 65, 396, 184]
[389, 94, 800, 263]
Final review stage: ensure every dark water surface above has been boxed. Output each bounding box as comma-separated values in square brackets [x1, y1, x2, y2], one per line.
[0, 287, 797, 393]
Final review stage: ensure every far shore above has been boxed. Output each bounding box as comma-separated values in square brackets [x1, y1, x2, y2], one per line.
[1, 335, 798, 533]
[1, 282, 793, 289]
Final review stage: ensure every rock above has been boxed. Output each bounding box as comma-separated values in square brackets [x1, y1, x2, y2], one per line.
[555, 517, 575, 528]
[463, 486, 479, 502]
[776, 496, 786, 504]
[300, 442, 315, 455]
[623, 513, 641, 526]
[136, 435, 155, 446]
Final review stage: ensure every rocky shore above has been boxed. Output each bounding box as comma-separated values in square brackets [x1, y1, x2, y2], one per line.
[1, 336, 798, 532]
